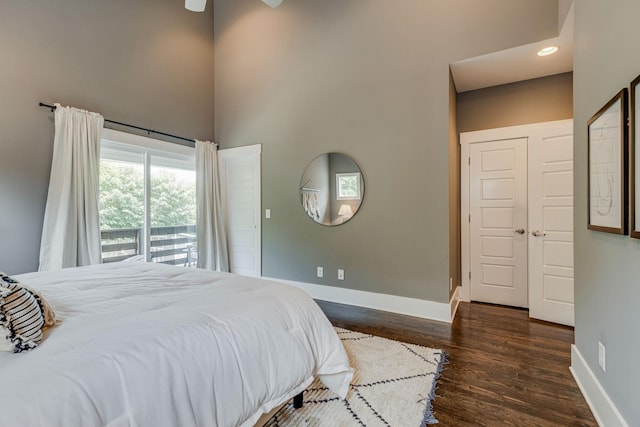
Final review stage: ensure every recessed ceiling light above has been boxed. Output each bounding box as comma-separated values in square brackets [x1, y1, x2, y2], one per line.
[537, 46, 559, 57]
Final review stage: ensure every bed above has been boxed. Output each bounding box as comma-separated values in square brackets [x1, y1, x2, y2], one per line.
[0, 262, 353, 427]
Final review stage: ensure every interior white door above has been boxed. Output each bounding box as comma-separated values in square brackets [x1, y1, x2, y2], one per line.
[218, 145, 261, 277]
[469, 138, 528, 308]
[528, 124, 574, 326]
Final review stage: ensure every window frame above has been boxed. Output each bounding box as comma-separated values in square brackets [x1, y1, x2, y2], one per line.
[336, 172, 362, 200]
[100, 129, 196, 262]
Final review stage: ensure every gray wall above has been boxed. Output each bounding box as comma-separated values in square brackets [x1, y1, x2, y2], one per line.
[574, 1, 640, 424]
[557, 0, 573, 32]
[448, 72, 460, 298]
[0, 0, 214, 275]
[214, 0, 560, 303]
[457, 72, 573, 133]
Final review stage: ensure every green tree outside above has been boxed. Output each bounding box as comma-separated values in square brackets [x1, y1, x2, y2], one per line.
[99, 160, 196, 230]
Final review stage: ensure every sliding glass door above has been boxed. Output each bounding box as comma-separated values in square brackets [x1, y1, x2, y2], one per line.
[99, 129, 196, 266]
[149, 158, 196, 265]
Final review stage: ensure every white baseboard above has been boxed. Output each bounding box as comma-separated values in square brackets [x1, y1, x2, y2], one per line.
[570, 345, 629, 427]
[265, 277, 460, 324]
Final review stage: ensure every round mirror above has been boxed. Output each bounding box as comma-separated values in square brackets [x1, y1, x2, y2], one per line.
[299, 153, 364, 226]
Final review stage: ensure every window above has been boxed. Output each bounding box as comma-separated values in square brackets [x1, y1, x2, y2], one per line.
[99, 129, 197, 266]
[336, 172, 362, 200]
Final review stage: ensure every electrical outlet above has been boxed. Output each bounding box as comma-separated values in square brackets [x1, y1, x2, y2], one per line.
[598, 342, 606, 372]
[316, 267, 323, 278]
[338, 269, 344, 280]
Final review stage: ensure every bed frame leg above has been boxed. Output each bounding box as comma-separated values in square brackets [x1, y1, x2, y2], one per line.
[293, 391, 303, 409]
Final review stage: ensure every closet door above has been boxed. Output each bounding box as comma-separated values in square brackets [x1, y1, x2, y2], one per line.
[469, 138, 529, 308]
[462, 120, 574, 324]
[528, 123, 574, 326]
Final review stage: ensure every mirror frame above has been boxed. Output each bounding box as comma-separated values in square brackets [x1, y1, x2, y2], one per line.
[299, 152, 365, 226]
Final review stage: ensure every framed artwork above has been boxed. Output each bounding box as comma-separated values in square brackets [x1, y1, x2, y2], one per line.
[587, 88, 628, 234]
[631, 76, 640, 238]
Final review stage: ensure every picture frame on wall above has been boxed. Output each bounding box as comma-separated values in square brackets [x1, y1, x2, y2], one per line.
[587, 88, 628, 234]
[630, 76, 640, 238]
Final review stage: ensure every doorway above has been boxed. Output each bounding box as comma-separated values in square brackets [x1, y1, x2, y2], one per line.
[461, 120, 575, 326]
[217, 144, 262, 277]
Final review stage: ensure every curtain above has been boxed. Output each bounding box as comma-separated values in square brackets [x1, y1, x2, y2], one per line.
[38, 104, 104, 271]
[195, 140, 230, 272]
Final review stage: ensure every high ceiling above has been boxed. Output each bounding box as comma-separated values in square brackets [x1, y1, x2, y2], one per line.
[450, 1, 573, 93]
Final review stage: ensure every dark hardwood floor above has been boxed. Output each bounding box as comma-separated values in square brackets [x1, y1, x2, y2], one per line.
[317, 300, 596, 426]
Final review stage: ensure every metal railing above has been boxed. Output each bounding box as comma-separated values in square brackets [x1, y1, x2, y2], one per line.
[101, 225, 197, 266]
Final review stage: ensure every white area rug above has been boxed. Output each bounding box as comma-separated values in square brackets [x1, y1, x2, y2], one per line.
[263, 328, 446, 426]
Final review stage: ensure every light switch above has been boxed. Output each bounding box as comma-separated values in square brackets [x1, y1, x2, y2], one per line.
[265, 209, 271, 219]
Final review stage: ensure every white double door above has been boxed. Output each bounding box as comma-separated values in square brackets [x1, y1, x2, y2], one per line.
[464, 120, 574, 326]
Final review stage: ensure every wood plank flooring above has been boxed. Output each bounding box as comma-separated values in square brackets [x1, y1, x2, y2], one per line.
[317, 300, 596, 426]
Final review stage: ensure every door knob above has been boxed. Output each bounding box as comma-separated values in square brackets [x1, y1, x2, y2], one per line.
[531, 230, 546, 237]
[514, 228, 525, 235]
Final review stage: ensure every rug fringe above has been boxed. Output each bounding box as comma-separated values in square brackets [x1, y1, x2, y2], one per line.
[420, 350, 449, 425]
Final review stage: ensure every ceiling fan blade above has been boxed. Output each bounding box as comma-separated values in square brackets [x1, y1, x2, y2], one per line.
[185, 0, 207, 12]
[261, 0, 283, 8]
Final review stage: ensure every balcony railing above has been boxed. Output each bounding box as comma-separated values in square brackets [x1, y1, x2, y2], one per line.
[101, 225, 197, 266]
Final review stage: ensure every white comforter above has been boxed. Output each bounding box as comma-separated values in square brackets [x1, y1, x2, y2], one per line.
[0, 262, 352, 427]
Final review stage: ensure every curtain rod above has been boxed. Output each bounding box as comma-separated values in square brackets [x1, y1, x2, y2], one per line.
[38, 102, 200, 148]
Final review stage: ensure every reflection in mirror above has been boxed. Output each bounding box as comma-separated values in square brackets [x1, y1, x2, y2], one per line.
[299, 153, 364, 226]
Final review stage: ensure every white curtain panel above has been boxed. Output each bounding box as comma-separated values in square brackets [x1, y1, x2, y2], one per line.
[38, 104, 104, 271]
[195, 140, 230, 272]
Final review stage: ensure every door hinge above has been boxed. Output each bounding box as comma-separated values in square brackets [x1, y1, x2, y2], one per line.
[468, 214, 471, 223]
[468, 157, 470, 165]
[469, 271, 471, 280]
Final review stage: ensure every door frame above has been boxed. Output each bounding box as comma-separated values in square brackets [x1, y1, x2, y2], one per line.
[460, 119, 573, 303]
[218, 144, 262, 276]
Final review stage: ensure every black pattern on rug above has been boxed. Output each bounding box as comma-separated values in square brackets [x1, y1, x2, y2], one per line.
[263, 328, 446, 426]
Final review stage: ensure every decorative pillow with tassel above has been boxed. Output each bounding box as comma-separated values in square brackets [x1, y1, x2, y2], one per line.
[0, 272, 56, 353]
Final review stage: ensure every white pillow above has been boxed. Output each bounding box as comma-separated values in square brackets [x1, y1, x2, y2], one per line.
[0, 273, 46, 353]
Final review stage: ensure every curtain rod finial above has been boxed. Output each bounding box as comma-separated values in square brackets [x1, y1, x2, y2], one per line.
[39, 102, 56, 112]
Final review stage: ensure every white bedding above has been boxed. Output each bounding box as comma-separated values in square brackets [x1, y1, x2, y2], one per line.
[0, 262, 353, 427]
